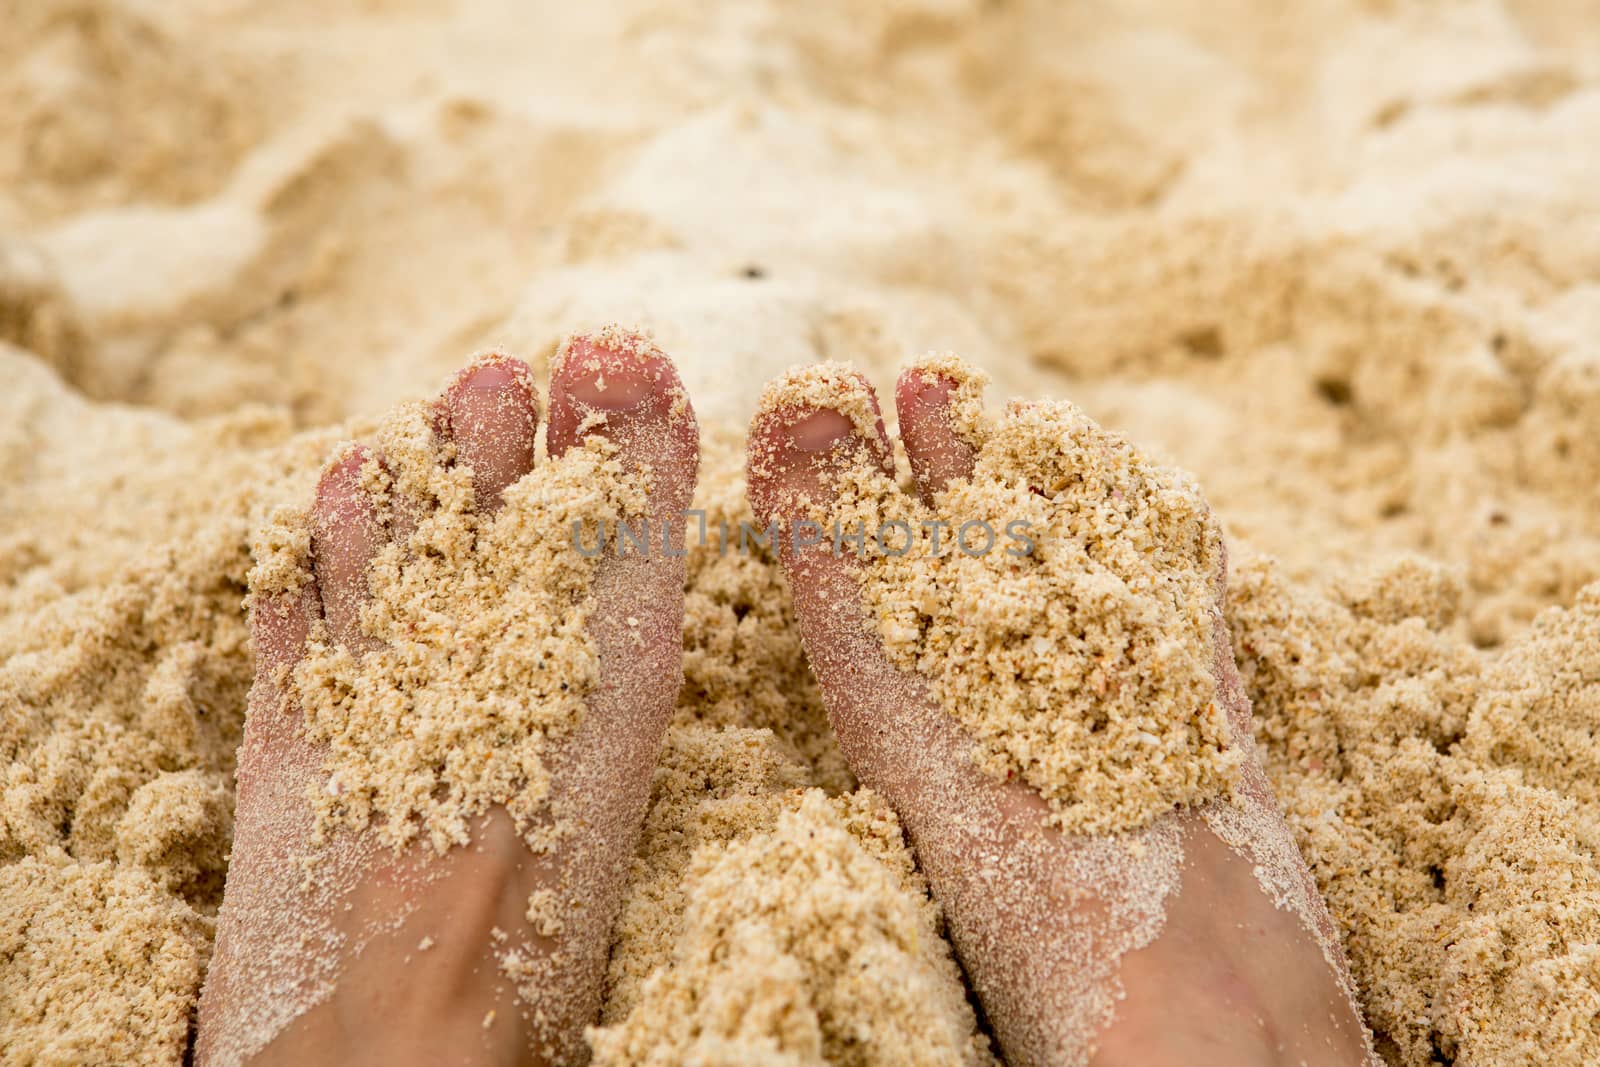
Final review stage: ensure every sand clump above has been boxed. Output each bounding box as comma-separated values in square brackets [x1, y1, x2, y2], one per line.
[1232, 557, 1600, 1065]
[592, 730, 993, 1067]
[4, 0, 1600, 1064]
[0, 858, 212, 1066]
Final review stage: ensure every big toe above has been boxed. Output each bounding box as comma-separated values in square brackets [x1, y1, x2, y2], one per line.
[547, 327, 699, 714]
[744, 367, 929, 775]
[547, 327, 699, 518]
[746, 364, 893, 530]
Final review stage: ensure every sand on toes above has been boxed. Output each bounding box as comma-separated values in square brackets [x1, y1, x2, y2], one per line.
[195, 328, 698, 1067]
[745, 355, 1376, 1067]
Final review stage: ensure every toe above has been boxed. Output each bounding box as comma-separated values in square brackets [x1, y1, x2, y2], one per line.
[247, 581, 320, 727]
[896, 360, 983, 503]
[546, 327, 699, 729]
[311, 446, 387, 654]
[746, 364, 894, 530]
[439, 354, 539, 513]
[547, 327, 699, 515]
[745, 367, 927, 782]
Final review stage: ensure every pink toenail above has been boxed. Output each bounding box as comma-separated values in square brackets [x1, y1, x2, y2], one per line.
[569, 364, 653, 411]
[910, 373, 953, 401]
[788, 409, 854, 452]
[321, 445, 370, 486]
[463, 362, 517, 391]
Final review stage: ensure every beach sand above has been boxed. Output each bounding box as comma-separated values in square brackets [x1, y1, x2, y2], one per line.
[3, 0, 1600, 1063]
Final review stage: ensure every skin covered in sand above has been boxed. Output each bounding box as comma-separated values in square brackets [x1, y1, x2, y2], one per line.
[194, 329, 698, 1067]
[3, 0, 1600, 1062]
[746, 357, 1378, 1067]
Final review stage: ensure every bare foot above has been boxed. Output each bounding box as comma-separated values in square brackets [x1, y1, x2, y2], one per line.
[196, 330, 698, 1066]
[746, 360, 1376, 1067]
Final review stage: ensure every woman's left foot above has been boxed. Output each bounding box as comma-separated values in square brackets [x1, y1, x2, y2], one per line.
[196, 329, 698, 1067]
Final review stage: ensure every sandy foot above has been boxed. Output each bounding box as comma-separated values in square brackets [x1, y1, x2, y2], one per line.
[196, 332, 698, 1067]
[746, 360, 1376, 1067]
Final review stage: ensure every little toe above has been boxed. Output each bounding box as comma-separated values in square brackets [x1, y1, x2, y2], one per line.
[311, 446, 386, 655]
[439, 354, 539, 513]
[896, 361, 984, 502]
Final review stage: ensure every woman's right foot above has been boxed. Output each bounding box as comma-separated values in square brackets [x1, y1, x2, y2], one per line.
[746, 358, 1376, 1067]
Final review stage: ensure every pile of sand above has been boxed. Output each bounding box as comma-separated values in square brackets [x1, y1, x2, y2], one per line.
[4, 0, 1600, 1064]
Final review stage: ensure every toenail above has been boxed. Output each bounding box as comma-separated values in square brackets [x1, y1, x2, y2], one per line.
[787, 409, 855, 452]
[321, 446, 369, 486]
[910, 373, 951, 400]
[569, 363, 653, 411]
[462, 362, 517, 391]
